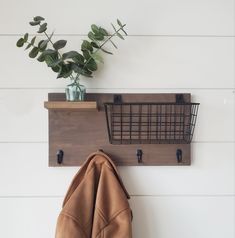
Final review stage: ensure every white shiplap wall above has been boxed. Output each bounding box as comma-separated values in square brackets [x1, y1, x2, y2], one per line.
[0, 0, 234, 237]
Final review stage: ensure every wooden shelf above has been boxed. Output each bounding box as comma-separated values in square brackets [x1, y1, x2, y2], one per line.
[44, 101, 97, 110]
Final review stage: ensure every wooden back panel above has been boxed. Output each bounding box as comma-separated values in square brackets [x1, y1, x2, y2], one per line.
[46, 93, 191, 166]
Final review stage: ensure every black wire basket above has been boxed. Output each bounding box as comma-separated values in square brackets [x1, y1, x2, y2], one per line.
[104, 102, 199, 144]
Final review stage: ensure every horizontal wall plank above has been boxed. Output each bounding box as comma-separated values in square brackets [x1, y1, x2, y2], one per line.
[2, 36, 234, 88]
[0, 89, 233, 142]
[0, 198, 60, 238]
[0, 0, 233, 35]
[0, 197, 233, 238]
[130, 196, 235, 238]
[0, 143, 233, 196]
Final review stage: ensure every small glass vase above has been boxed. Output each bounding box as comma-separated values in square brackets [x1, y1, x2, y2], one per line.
[65, 83, 86, 101]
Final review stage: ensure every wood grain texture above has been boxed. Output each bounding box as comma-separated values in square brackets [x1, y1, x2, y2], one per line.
[44, 101, 97, 110]
[47, 93, 192, 166]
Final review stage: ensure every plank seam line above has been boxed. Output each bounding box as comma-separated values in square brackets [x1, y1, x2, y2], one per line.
[0, 141, 234, 144]
[1, 34, 235, 38]
[0, 195, 234, 198]
[0, 88, 234, 90]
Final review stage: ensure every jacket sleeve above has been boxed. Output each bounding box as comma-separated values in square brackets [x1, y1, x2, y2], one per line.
[101, 208, 132, 238]
[55, 213, 88, 238]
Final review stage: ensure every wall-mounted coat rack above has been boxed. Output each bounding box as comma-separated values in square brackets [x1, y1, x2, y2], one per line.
[44, 93, 199, 166]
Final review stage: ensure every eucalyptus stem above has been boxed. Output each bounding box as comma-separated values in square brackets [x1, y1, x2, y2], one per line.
[75, 24, 126, 79]
[43, 30, 63, 59]
[100, 24, 126, 49]
[44, 31, 54, 47]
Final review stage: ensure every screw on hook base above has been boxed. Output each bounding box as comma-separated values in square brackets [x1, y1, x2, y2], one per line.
[176, 149, 182, 163]
[136, 149, 143, 163]
[57, 150, 64, 164]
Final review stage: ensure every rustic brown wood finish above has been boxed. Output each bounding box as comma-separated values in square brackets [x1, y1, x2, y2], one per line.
[45, 93, 191, 166]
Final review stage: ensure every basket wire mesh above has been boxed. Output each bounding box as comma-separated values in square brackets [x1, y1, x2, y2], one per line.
[104, 102, 199, 144]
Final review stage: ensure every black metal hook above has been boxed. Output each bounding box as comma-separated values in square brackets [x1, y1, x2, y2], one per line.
[176, 149, 182, 163]
[113, 94, 122, 104]
[176, 94, 184, 104]
[136, 149, 143, 163]
[57, 150, 64, 164]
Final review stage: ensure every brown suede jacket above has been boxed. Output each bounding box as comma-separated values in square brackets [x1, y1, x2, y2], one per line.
[55, 151, 132, 238]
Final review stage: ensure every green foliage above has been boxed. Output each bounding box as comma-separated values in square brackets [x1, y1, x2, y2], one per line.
[53, 40, 67, 50]
[29, 47, 39, 58]
[37, 23, 47, 33]
[16, 38, 24, 47]
[16, 16, 127, 81]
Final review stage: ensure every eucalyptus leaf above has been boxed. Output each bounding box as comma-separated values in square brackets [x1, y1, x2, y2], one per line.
[91, 41, 99, 49]
[91, 42, 99, 49]
[45, 55, 55, 66]
[23, 33, 29, 42]
[29, 47, 39, 58]
[16, 38, 25, 47]
[44, 53, 59, 67]
[73, 53, 85, 65]
[51, 65, 61, 73]
[81, 40, 93, 52]
[101, 48, 113, 55]
[81, 68, 93, 77]
[34, 16, 45, 21]
[62, 51, 80, 60]
[120, 27, 128, 36]
[82, 50, 90, 60]
[93, 33, 104, 41]
[41, 49, 57, 57]
[99, 27, 108, 36]
[39, 40, 48, 50]
[29, 21, 40, 26]
[53, 40, 67, 50]
[25, 43, 32, 50]
[117, 19, 123, 27]
[86, 58, 97, 71]
[37, 53, 46, 62]
[62, 51, 85, 65]
[47, 59, 63, 68]
[116, 32, 124, 40]
[110, 40, 117, 49]
[37, 23, 47, 33]
[38, 40, 44, 47]
[111, 23, 116, 31]
[30, 36, 36, 45]
[91, 24, 99, 34]
[57, 64, 72, 78]
[88, 32, 96, 41]
[91, 53, 104, 63]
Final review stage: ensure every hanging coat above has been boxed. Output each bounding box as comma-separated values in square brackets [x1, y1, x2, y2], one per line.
[55, 151, 132, 238]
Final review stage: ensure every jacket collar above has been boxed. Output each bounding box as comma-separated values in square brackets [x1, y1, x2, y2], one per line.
[63, 151, 130, 207]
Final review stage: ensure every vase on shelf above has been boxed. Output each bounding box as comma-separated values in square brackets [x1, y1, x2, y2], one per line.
[65, 81, 86, 101]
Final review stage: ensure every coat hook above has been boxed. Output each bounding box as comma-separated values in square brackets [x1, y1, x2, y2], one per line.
[136, 149, 143, 163]
[57, 150, 64, 164]
[176, 149, 182, 163]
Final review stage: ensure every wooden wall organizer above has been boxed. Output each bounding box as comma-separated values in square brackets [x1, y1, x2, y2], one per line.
[44, 93, 199, 166]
